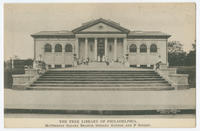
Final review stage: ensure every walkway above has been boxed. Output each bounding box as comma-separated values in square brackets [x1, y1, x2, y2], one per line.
[5, 88, 195, 111]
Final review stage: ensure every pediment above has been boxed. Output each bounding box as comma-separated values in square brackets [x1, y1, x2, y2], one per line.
[72, 18, 130, 34]
[80, 23, 122, 33]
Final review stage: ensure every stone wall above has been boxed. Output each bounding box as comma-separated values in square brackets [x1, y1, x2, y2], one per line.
[12, 69, 40, 90]
[157, 64, 189, 90]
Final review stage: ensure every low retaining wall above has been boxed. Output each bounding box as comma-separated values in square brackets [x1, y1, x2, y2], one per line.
[157, 64, 189, 90]
[12, 69, 41, 90]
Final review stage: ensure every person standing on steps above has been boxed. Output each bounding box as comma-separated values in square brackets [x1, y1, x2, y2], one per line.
[155, 55, 162, 70]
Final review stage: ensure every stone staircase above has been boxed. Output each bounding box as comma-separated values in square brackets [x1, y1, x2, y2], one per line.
[29, 70, 174, 91]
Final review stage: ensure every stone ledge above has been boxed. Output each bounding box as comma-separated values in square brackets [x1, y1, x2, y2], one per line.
[12, 69, 41, 90]
[169, 74, 189, 77]
[12, 74, 34, 77]
[157, 66, 189, 90]
[12, 84, 29, 90]
[173, 84, 189, 90]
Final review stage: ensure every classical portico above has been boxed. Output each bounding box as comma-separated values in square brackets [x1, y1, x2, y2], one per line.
[31, 18, 171, 68]
[75, 37, 127, 62]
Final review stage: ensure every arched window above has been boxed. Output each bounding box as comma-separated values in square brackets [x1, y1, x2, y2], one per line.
[150, 44, 157, 52]
[44, 44, 52, 52]
[65, 44, 72, 52]
[55, 44, 62, 52]
[140, 44, 147, 53]
[129, 44, 137, 53]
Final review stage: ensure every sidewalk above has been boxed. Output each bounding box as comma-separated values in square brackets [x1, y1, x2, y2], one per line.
[4, 88, 195, 111]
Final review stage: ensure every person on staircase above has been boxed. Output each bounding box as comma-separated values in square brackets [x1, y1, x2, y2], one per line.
[155, 55, 162, 70]
[105, 56, 109, 66]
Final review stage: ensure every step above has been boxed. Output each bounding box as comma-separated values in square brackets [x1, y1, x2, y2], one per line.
[37, 78, 165, 81]
[47, 70, 154, 72]
[45, 73, 157, 75]
[46, 71, 156, 73]
[40, 76, 162, 78]
[45, 71, 157, 73]
[43, 74, 159, 76]
[33, 80, 169, 84]
[28, 86, 174, 91]
[31, 83, 171, 87]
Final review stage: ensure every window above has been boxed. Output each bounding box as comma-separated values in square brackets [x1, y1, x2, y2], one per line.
[150, 44, 157, 53]
[55, 64, 62, 68]
[65, 64, 72, 68]
[44, 44, 52, 52]
[55, 44, 62, 52]
[129, 44, 137, 53]
[65, 44, 72, 52]
[140, 44, 147, 53]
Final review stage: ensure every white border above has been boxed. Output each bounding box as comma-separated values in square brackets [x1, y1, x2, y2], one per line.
[0, 0, 199, 131]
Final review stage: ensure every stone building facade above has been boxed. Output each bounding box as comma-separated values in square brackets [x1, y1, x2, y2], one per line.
[31, 18, 171, 68]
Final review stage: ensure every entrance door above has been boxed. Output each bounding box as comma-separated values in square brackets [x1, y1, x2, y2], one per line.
[97, 38, 105, 62]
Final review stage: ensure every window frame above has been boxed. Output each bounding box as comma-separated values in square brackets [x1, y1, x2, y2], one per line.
[55, 44, 62, 52]
[150, 44, 157, 53]
[44, 43, 52, 52]
[65, 44, 72, 52]
[129, 44, 137, 53]
[140, 44, 147, 53]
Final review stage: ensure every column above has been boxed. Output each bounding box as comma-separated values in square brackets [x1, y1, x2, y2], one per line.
[105, 38, 107, 57]
[114, 38, 117, 61]
[62, 43, 65, 68]
[123, 38, 127, 56]
[75, 38, 79, 58]
[94, 38, 97, 61]
[85, 38, 88, 59]
[52, 47, 55, 68]
[137, 44, 140, 67]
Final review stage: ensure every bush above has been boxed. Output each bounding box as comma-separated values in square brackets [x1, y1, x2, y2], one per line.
[4, 68, 13, 89]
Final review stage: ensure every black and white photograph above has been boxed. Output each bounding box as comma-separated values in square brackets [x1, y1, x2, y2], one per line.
[2, 2, 197, 128]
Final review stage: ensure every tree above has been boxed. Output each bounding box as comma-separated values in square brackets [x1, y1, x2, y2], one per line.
[168, 41, 185, 54]
[185, 42, 196, 66]
[168, 41, 187, 66]
[4, 60, 13, 88]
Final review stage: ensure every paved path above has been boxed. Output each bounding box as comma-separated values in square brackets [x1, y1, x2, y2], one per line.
[4, 88, 195, 110]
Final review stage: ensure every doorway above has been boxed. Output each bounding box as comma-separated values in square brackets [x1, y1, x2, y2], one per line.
[97, 38, 105, 62]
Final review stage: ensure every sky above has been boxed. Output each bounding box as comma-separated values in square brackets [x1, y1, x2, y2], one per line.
[4, 3, 196, 60]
